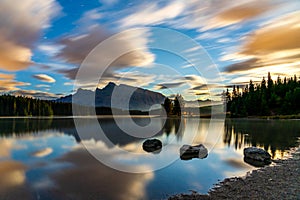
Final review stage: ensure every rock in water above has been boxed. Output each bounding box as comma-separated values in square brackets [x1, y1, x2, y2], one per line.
[244, 157, 271, 167]
[180, 144, 208, 160]
[143, 139, 162, 153]
[243, 147, 271, 166]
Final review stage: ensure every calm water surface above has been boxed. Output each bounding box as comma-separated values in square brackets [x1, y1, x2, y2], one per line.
[0, 117, 299, 200]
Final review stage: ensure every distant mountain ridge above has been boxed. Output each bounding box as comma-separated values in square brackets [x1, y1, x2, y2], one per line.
[57, 82, 166, 111]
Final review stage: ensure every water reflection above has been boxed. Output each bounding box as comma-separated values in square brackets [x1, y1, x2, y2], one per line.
[0, 117, 75, 138]
[0, 117, 299, 199]
[224, 119, 300, 159]
[163, 118, 185, 140]
[0, 161, 31, 199]
[52, 147, 153, 200]
[0, 117, 186, 147]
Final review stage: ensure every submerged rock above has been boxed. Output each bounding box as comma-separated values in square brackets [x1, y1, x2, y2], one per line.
[180, 144, 208, 160]
[244, 157, 271, 167]
[143, 139, 162, 153]
[244, 147, 271, 166]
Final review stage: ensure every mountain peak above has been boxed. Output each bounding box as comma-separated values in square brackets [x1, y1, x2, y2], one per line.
[107, 82, 116, 86]
[102, 82, 116, 90]
[57, 82, 165, 111]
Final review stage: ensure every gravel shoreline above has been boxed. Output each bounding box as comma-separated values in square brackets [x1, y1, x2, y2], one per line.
[169, 147, 300, 200]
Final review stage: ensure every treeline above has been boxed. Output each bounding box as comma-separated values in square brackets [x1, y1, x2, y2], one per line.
[225, 73, 300, 117]
[163, 94, 185, 116]
[0, 95, 72, 116]
[0, 95, 160, 116]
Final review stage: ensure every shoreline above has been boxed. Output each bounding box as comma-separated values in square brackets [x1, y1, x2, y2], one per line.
[0, 113, 299, 120]
[228, 114, 300, 120]
[169, 146, 300, 200]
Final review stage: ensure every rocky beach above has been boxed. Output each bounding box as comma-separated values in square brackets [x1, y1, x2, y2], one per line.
[170, 147, 300, 200]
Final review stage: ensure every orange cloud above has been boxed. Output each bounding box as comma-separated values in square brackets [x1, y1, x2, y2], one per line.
[204, 1, 272, 30]
[242, 12, 300, 56]
[224, 11, 300, 73]
[0, 73, 30, 91]
[0, 36, 32, 71]
[171, 0, 274, 32]
[0, 0, 60, 71]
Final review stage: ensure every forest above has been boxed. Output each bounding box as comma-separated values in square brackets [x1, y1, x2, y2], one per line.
[225, 73, 300, 117]
[0, 95, 157, 116]
[0, 95, 72, 116]
[163, 94, 185, 116]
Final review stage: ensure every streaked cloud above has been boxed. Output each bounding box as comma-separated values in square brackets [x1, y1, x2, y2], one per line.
[241, 11, 300, 57]
[0, 0, 60, 71]
[32, 74, 56, 84]
[0, 36, 32, 71]
[57, 27, 110, 64]
[224, 58, 259, 73]
[191, 85, 209, 90]
[155, 82, 185, 90]
[224, 11, 300, 73]
[10, 90, 62, 100]
[201, 0, 272, 31]
[217, 38, 231, 43]
[35, 84, 51, 88]
[0, 73, 15, 80]
[230, 76, 263, 85]
[38, 44, 63, 57]
[111, 71, 156, 88]
[32, 74, 56, 83]
[170, 0, 273, 32]
[0, 73, 30, 92]
[57, 25, 155, 88]
[119, 1, 185, 28]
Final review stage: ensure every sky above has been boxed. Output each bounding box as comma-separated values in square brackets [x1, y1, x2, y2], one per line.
[0, 0, 299, 100]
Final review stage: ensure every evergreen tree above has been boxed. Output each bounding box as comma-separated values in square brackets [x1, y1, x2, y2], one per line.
[226, 73, 300, 117]
[163, 97, 172, 115]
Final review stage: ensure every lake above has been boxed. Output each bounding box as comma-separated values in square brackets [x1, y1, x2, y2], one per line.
[0, 117, 299, 200]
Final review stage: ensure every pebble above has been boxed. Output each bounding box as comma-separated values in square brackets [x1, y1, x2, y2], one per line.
[169, 148, 300, 200]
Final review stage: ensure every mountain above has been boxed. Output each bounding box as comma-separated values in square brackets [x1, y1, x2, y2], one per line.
[57, 82, 166, 111]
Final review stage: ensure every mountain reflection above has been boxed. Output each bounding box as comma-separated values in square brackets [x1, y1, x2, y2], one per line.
[0, 117, 186, 147]
[224, 119, 300, 158]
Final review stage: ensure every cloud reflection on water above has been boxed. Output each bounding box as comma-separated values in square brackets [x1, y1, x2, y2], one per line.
[52, 146, 153, 200]
[0, 161, 32, 199]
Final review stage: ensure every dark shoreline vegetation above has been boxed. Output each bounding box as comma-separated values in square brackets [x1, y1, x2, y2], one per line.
[225, 72, 300, 117]
[0, 95, 155, 116]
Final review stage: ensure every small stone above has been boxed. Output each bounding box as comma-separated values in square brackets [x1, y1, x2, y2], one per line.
[142, 139, 162, 153]
[179, 144, 208, 160]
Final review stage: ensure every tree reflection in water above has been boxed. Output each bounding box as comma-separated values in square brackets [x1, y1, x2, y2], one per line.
[162, 117, 185, 141]
[224, 119, 300, 158]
